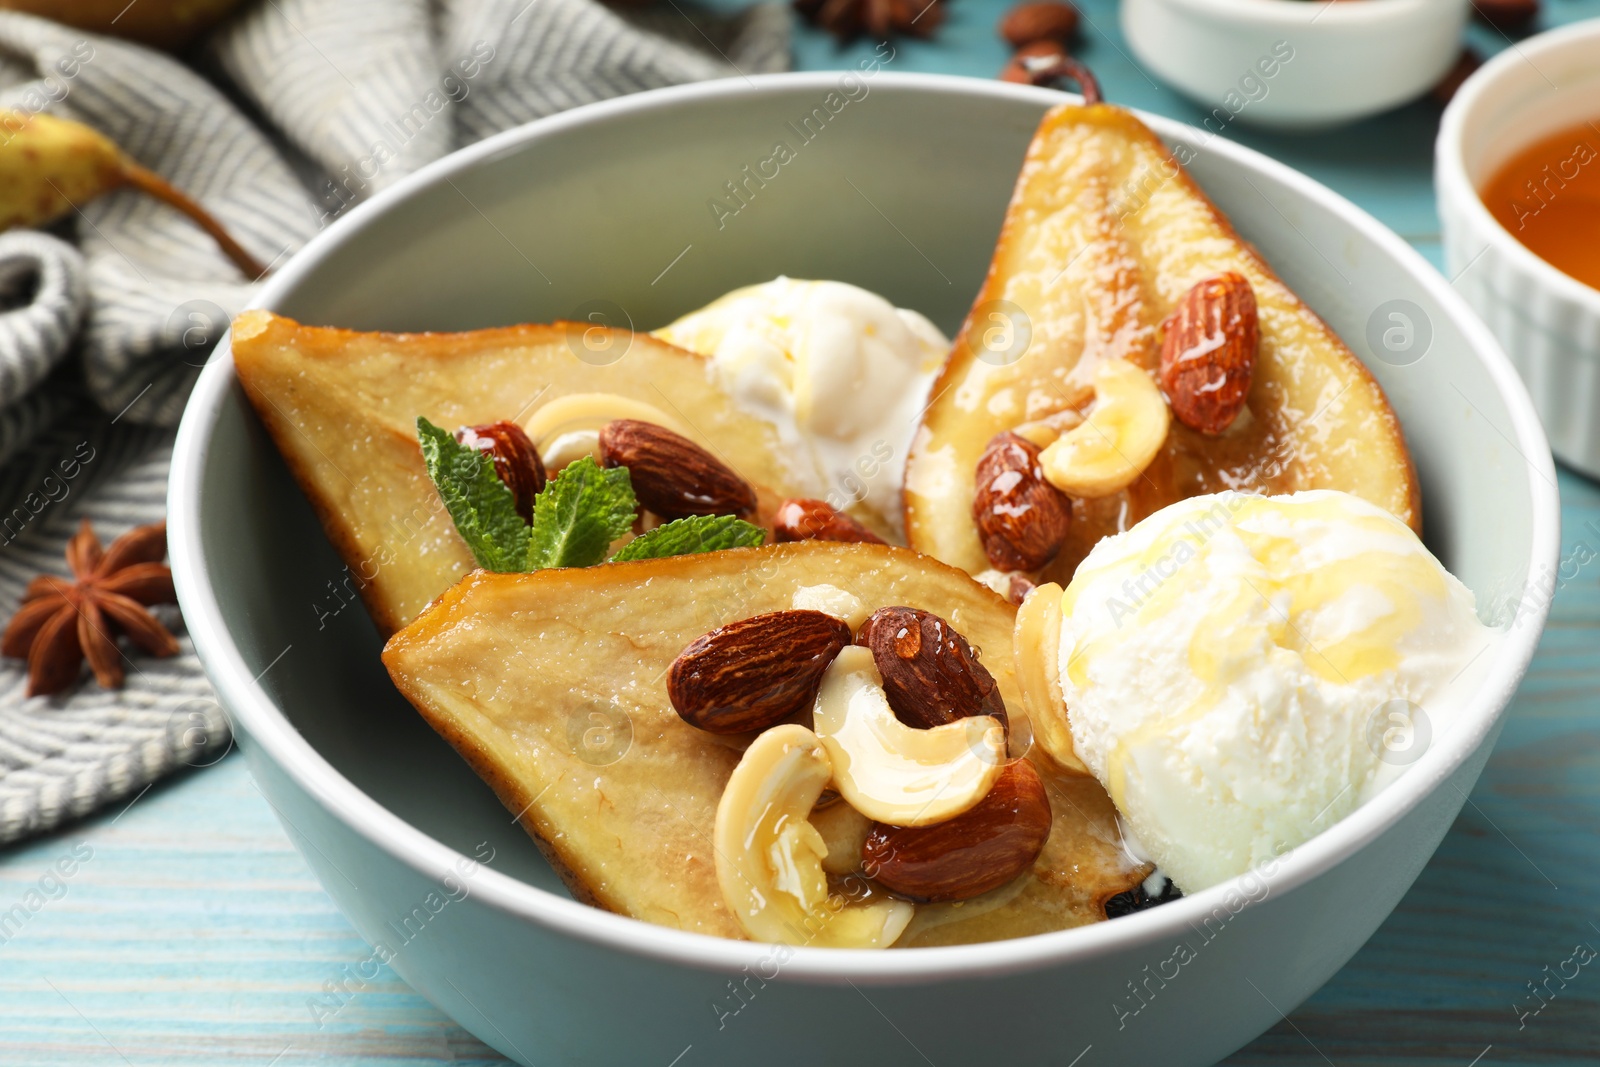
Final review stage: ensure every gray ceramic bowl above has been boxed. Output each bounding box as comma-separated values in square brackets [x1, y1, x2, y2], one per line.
[169, 74, 1559, 1066]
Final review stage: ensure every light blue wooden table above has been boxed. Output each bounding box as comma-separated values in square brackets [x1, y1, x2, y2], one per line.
[4, 3, 1599, 1064]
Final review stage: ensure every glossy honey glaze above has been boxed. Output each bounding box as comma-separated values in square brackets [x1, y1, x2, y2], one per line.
[1481, 120, 1600, 291]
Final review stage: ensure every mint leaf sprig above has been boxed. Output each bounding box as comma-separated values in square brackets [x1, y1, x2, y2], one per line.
[610, 513, 766, 562]
[417, 416, 764, 572]
[417, 417, 552, 571]
[527, 453, 639, 569]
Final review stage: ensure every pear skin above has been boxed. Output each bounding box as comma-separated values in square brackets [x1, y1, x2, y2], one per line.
[0, 111, 122, 230]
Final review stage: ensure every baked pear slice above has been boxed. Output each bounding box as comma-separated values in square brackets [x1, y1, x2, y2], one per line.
[905, 102, 1419, 584]
[381, 541, 1148, 946]
[231, 309, 857, 636]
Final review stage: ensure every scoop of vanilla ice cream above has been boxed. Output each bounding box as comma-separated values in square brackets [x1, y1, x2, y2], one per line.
[653, 278, 947, 537]
[1057, 490, 1496, 892]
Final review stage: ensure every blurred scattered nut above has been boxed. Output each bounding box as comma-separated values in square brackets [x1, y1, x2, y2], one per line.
[795, 0, 947, 41]
[999, 40, 1068, 83]
[999, 0, 1079, 47]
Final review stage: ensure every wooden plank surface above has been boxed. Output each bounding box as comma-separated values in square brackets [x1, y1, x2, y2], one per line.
[4, 1, 1599, 1063]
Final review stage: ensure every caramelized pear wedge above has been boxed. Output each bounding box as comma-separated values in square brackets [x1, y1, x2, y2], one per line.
[904, 101, 1419, 585]
[232, 310, 883, 635]
[382, 542, 1149, 943]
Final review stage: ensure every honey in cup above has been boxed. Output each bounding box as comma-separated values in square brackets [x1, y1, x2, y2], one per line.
[1480, 119, 1600, 291]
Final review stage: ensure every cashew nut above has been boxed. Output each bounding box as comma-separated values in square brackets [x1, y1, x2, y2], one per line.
[791, 584, 870, 630]
[1012, 582, 1089, 776]
[1038, 359, 1169, 498]
[812, 646, 1006, 827]
[714, 723, 913, 948]
[521, 393, 686, 473]
[810, 794, 874, 877]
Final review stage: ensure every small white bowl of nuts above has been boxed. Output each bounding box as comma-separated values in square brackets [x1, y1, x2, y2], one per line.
[1121, 0, 1472, 128]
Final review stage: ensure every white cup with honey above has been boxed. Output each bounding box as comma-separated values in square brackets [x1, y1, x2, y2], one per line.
[1437, 18, 1600, 479]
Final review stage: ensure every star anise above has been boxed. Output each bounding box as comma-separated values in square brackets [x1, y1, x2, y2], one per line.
[2, 519, 180, 696]
[793, 0, 944, 40]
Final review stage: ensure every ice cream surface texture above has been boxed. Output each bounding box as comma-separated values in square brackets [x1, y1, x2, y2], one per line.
[654, 278, 946, 537]
[1057, 490, 1496, 892]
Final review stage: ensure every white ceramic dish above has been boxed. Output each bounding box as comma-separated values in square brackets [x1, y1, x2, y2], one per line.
[1123, 0, 1471, 129]
[1437, 19, 1600, 479]
[169, 74, 1557, 1066]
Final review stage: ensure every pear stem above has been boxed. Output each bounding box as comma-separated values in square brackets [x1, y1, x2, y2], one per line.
[1032, 57, 1103, 106]
[118, 160, 269, 281]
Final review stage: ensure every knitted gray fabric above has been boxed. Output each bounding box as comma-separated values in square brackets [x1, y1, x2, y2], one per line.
[0, 0, 788, 846]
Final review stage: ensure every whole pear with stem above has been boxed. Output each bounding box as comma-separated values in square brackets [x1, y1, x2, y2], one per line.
[0, 110, 266, 279]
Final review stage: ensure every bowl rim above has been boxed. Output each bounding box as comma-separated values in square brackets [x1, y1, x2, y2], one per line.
[1128, 0, 1463, 27]
[170, 71, 1560, 984]
[1436, 18, 1600, 320]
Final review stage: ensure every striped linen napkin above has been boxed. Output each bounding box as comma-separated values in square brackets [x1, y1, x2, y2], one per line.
[0, 0, 788, 846]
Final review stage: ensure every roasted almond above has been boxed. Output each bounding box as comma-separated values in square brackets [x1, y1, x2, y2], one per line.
[862, 759, 1053, 902]
[599, 419, 758, 520]
[856, 606, 1008, 732]
[773, 498, 886, 545]
[972, 432, 1071, 572]
[668, 610, 852, 734]
[456, 421, 547, 522]
[1159, 271, 1258, 436]
[999, 0, 1078, 47]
